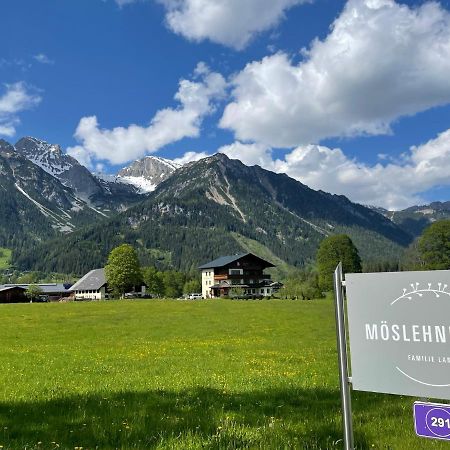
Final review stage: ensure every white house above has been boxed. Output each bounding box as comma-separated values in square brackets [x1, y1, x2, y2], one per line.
[69, 268, 108, 300]
[69, 268, 147, 300]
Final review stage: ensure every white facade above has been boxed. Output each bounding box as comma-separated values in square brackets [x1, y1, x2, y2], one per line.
[74, 286, 106, 300]
[202, 269, 215, 298]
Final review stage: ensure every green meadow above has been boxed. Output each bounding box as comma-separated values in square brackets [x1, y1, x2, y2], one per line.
[0, 299, 447, 449]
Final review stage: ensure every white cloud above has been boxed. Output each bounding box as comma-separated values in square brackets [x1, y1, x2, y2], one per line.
[173, 150, 210, 165]
[33, 53, 54, 65]
[67, 63, 227, 167]
[219, 128, 450, 210]
[157, 0, 309, 50]
[221, 0, 450, 146]
[0, 82, 42, 137]
[218, 141, 274, 168]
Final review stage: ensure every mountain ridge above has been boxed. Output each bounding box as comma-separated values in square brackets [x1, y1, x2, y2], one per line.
[14, 153, 413, 275]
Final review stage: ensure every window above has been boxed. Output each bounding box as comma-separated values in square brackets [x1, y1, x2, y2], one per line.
[229, 269, 243, 275]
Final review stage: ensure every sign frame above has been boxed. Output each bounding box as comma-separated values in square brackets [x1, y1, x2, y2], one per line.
[333, 264, 450, 450]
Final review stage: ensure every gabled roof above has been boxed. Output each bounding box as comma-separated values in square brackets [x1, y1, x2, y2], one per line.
[69, 268, 106, 291]
[198, 252, 275, 269]
[0, 283, 71, 294]
[198, 253, 248, 269]
[0, 285, 27, 293]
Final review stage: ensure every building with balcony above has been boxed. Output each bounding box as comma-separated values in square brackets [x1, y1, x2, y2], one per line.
[198, 253, 282, 299]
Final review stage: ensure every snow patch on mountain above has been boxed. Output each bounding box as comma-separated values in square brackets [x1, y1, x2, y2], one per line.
[14, 183, 76, 233]
[117, 155, 180, 192]
[15, 137, 77, 176]
[117, 175, 157, 193]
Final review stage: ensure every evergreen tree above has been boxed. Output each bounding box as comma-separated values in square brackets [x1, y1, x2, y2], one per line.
[417, 220, 450, 270]
[105, 244, 142, 298]
[317, 235, 361, 291]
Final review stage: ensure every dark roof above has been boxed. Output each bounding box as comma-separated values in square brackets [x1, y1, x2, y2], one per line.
[69, 269, 106, 291]
[198, 252, 275, 269]
[198, 253, 248, 269]
[0, 285, 27, 293]
[0, 283, 71, 294]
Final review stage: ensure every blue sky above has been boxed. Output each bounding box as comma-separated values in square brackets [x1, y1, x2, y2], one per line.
[1, 0, 450, 209]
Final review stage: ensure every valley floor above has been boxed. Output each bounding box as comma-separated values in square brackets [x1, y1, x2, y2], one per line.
[0, 299, 447, 449]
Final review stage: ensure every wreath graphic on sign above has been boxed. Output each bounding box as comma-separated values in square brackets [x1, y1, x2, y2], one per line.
[391, 282, 450, 306]
[391, 282, 450, 387]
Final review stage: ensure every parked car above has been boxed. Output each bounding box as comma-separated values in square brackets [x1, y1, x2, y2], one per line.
[188, 293, 202, 300]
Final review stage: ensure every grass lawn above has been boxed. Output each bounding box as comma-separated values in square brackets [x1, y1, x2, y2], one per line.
[0, 248, 11, 270]
[0, 299, 447, 449]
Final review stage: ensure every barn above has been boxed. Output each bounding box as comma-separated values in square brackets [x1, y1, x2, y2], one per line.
[0, 286, 27, 303]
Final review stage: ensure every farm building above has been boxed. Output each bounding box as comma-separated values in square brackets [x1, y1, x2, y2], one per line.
[69, 268, 108, 300]
[199, 253, 282, 299]
[0, 283, 72, 302]
[70, 268, 146, 300]
[0, 286, 27, 303]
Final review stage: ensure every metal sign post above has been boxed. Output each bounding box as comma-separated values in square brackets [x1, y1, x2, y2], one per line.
[333, 263, 354, 450]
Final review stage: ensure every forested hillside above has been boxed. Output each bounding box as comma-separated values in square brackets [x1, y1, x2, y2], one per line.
[14, 154, 412, 275]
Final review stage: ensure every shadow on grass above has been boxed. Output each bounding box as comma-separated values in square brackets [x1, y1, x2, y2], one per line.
[0, 387, 394, 449]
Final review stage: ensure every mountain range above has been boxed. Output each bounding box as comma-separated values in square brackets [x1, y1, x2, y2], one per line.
[1, 136, 448, 277]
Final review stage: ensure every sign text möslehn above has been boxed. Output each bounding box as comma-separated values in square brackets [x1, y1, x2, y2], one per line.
[345, 270, 450, 399]
[365, 323, 450, 344]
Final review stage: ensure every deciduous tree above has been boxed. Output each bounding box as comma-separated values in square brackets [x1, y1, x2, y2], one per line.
[105, 244, 142, 298]
[183, 279, 201, 295]
[25, 284, 43, 302]
[317, 235, 361, 291]
[418, 220, 450, 270]
[142, 266, 165, 297]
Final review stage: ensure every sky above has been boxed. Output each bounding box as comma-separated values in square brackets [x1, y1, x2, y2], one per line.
[1, 0, 450, 210]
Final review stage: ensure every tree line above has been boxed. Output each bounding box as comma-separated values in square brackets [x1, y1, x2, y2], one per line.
[279, 219, 450, 300]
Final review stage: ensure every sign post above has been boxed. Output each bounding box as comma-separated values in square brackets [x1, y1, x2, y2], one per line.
[333, 263, 354, 450]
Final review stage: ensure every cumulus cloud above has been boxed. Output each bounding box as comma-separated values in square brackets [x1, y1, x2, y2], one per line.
[217, 129, 450, 210]
[221, 0, 450, 146]
[67, 63, 227, 167]
[33, 53, 54, 65]
[0, 82, 42, 137]
[173, 150, 210, 165]
[218, 141, 274, 168]
[157, 0, 309, 50]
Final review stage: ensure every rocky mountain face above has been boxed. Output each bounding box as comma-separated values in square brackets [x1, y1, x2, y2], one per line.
[15, 153, 413, 275]
[14, 137, 143, 210]
[0, 139, 105, 251]
[117, 156, 180, 193]
[375, 202, 450, 238]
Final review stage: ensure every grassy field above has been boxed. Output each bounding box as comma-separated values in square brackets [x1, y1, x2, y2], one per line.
[0, 299, 448, 450]
[0, 247, 11, 270]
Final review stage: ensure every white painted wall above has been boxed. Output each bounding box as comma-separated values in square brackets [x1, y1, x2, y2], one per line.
[201, 269, 215, 298]
[74, 286, 106, 300]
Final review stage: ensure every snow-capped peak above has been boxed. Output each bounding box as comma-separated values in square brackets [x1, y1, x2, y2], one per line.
[116, 155, 181, 193]
[15, 136, 78, 176]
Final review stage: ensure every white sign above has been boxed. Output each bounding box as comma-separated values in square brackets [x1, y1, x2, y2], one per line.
[346, 270, 450, 399]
